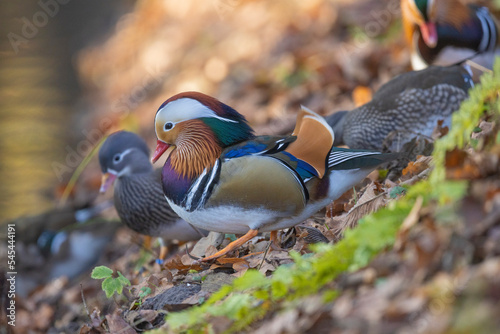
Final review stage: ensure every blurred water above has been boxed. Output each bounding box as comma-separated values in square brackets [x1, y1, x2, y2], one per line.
[0, 0, 135, 222]
[0, 2, 69, 222]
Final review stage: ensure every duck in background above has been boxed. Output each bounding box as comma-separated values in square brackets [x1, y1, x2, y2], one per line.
[6, 208, 119, 297]
[401, 0, 499, 75]
[98, 131, 207, 262]
[151, 92, 399, 262]
[325, 65, 474, 151]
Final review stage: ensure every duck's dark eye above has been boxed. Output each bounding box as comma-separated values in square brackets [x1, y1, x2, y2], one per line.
[113, 154, 122, 163]
[164, 122, 174, 131]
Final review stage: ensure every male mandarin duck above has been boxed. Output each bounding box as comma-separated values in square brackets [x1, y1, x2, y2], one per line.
[401, 0, 499, 72]
[325, 65, 473, 151]
[98, 131, 207, 261]
[152, 92, 399, 262]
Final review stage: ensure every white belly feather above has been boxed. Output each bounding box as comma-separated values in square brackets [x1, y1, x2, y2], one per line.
[165, 168, 372, 234]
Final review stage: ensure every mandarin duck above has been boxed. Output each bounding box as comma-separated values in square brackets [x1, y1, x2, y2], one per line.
[151, 92, 399, 262]
[325, 65, 473, 151]
[401, 0, 499, 73]
[98, 131, 207, 261]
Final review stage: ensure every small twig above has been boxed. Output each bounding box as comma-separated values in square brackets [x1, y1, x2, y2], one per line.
[258, 240, 272, 270]
[185, 244, 201, 261]
[466, 59, 493, 74]
[400, 168, 432, 186]
[59, 136, 106, 206]
[394, 196, 424, 251]
[80, 284, 91, 320]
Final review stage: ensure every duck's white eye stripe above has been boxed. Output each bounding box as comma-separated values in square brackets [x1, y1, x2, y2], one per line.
[112, 148, 135, 164]
[427, 0, 434, 18]
[120, 148, 134, 159]
[156, 98, 238, 124]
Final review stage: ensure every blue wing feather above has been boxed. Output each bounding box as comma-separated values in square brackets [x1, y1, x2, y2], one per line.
[279, 152, 318, 179]
[221, 135, 319, 180]
[222, 142, 269, 158]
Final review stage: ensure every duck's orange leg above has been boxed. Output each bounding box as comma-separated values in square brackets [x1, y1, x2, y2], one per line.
[143, 236, 153, 250]
[270, 231, 278, 245]
[158, 245, 168, 261]
[200, 229, 259, 262]
[153, 237, 168, 265]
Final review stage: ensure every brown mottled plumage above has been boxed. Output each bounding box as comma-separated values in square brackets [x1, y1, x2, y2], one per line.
[99, 131, 207, 260]
[326, 65, 473, 151]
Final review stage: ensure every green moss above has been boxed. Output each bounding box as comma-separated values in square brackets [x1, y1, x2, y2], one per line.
[430, 61, 500, 186]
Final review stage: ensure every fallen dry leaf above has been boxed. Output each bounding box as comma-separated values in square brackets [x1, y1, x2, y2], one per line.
[471, 121, 495, 140]
[106, 313, 136, 334]
[445, 148, 468, 168]
[431, 119, 449, 140]
[79, 308, 106, 334]
[402, 156, 432, 177]
[79, 324, 106, 334]
[444, 148, 484, 180]
[297, 225, 329, 244]
[233, 261, 250, 273]
[190, 232, 225, 258]
[164, 255, 203, 274]
[329, 182, 388, 236]
[90, 308, 103, 329]
[446, 162, 481, 180]
[326, 188, 355, 217]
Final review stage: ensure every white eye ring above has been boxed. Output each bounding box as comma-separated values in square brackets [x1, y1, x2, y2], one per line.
[164, 122, 174, 131]
[113, 154, 122, 163]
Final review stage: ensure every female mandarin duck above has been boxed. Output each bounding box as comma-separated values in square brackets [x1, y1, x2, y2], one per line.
[325, 65, 473, 151]
[401, 0, 499, 72]
[99, 131, 207, 261]
[152, 92, 398, 262]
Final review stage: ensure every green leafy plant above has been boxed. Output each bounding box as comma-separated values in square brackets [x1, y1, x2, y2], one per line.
[136, 286, 153, 307]
[389, 185, 407, 198]
[139, 286, 152, 299]
[91, 265, 131, 298]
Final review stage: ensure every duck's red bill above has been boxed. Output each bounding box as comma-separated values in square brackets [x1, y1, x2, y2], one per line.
[420, 22, 437, 48]
[152, 140, 171, 163]
[100, 173, 117, 193]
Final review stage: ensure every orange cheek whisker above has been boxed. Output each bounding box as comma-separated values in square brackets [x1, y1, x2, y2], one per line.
[169, 120, 222, 179]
